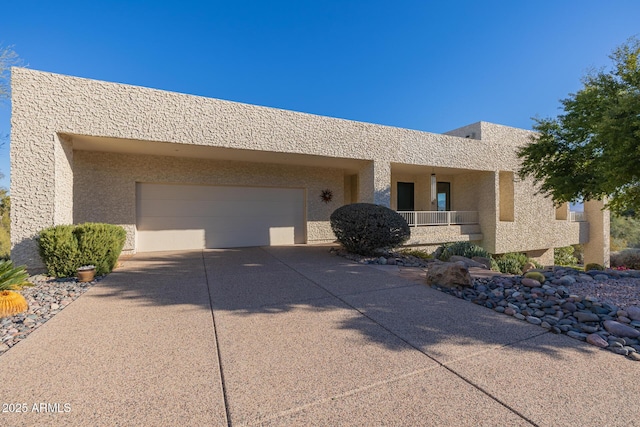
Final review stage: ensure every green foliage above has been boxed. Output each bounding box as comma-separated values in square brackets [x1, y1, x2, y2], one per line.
[610, 248, 640, 269]
[517, 38, 640, 215]
[610, 213, 640, 249]
[554, 246, 578, 266]
[523, 271, 546, 283]
[399, 248, 432, 260]
[0, 260, 33, 290]
[585, 263, 604, 271]
[330, 203, 410, 255]
[572, 244, 584, 264]
[38, 223, 126, 277]
[435, 241, 490, 261]
[0, 44, 21, 102]
[0, 190, 9, 260]
[38, 225, 80, 277]
[74, 223, 126, 275]
[493, 252, 530, 275]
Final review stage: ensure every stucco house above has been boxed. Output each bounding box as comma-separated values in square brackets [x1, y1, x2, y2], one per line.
[10, 68, 609, 270]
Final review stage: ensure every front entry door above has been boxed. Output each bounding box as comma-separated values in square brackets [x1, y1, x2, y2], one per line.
[437, 182, 451, 211]
[397, 182, 415, 211]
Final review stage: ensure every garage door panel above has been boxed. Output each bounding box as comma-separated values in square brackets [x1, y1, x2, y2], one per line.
[139, 199, 303, 218]
[137, 184, 305, 251]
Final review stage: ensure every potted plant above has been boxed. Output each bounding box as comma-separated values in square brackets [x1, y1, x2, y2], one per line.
[77, 265, 96, 282]
[0, 260, 33, 318]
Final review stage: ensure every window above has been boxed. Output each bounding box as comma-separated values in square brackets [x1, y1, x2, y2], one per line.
[499, 171, 514, 221]
[397, 182, 415, 211]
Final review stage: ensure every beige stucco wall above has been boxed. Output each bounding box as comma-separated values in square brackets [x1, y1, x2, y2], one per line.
[10, 68, 609, 269]
[73, 151, 344, 251]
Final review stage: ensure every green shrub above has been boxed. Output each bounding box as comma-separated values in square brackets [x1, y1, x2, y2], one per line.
[74, 223, 126, 275]
[435, 241, 490, 261]
[524, 271, 546, 283]
[330, 203, 410, 255]
[38, 225, 80, 277]
[572, 244, 584, 264]
[585, 263, 604, 271]
[399, 249, 432, 260]
[554, 246, 578, 266]
[493, 252, 529, 275]
[38, 223, 126, 277]
[610, 248, 640, 269]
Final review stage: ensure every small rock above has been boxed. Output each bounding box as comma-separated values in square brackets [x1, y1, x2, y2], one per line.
[586, 333, 609, 348]
[627, 306, 640, 321]
[628, 352, 640, 361]
[603, 320, 640, 338]
[567, 331, 587, 340]
[521, 278, 540, 288]
[574, 312, 600, 323]
[610, 347, 629, 356]
[557, 275, 576, 286]
[378, 257, 387, 265]
[526, 316, 542, 325]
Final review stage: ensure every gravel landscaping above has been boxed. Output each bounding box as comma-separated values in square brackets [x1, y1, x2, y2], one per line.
[333, 248, 640, 361]
[433, 268, 640, 361]
[0, 275, 102, 356]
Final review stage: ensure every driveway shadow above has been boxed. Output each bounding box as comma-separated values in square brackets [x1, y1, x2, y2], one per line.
[95, 246, 604, 363]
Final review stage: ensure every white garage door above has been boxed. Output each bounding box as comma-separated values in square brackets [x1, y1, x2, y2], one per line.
[136, 183, 305, 252]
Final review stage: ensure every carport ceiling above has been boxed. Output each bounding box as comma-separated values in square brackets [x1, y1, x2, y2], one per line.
[66, 133, 367, 173]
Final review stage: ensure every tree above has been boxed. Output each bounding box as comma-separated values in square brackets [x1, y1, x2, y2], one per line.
[518, 38, 640, 215]
[0, 46, 18, 258]
[0, 44, 20, 102]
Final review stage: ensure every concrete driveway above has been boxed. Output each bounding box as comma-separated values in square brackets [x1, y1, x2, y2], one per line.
[0, 246, 637, 426]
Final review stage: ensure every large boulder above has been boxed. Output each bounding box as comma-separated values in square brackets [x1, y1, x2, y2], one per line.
[426, 262, 473, 288]
[472, 256, 492, 269]
[450, 255, 488, 269]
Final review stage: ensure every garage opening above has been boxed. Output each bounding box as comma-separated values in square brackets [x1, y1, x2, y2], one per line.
[136, 183, 306, 252]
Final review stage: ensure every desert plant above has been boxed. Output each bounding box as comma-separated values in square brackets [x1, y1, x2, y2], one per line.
[399, 248, 432, 260]
[0, 260, 33, 318]
[523, 271, 546, 283]
[38, 223, 126, 277]
[554, 246, 578, 266]
[610, 248, 640, 270]
[330, 203, 410, 255]
[435, 241, 490, 261]
[585, 263, 604, 271]
[493, 252, 530, 275]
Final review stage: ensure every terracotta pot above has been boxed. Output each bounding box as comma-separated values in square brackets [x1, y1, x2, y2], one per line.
[77, 268, 96, 282]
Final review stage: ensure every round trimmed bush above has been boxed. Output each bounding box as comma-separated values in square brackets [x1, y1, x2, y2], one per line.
[330, 203, 410, 255]
[585, 263, 604, 271]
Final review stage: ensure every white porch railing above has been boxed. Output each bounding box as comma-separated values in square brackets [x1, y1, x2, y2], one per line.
[569, 211, 587, 222]
[398, 211, 479, 227]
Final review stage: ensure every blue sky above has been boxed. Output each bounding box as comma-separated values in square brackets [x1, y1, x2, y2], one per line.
[1, 1, 639, 190]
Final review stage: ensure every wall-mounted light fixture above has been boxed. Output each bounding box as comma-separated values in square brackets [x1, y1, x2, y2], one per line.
[431, 173, 437, 206]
